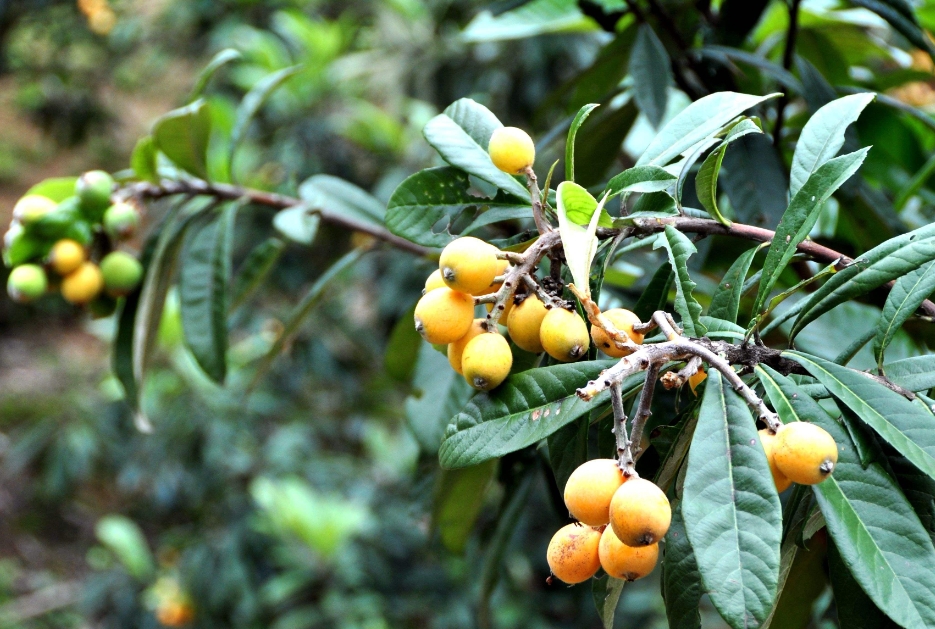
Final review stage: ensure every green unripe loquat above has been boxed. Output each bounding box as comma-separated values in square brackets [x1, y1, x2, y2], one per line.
[100, 251, 144, 297]
[61, 261, 104, 304]
[439, 237, 500, 295]
[414, 287, 475, 344]
[12, 195, 57, 225]
[540, 307, 589, 362]
[49, 239, 86, 276]
[75, 170, 114, 220]
[103, 202, 140, 241]
[506, 294, 548, 354]
[7, 264, 48, 303]
[461, 332, 513, 391]
[488, 127, 535, 174]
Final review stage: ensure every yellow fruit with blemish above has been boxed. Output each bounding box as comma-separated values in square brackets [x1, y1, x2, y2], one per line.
[461, 332, 513, 391]
[773, 422, 838, 485]
[507, 294, 548, 353]
[488, 127, 535, 174]
[608, 477, 671, 547]
[540, 308, 589, 362]
[591, 308, 643, 358]
[563, 459, 626, 526]
[49, 239, 86, 275]
[413, 287, 474, 344]
[546, 523, 602, 584]
[448, 319, 486, 374]
[759, 428, 792, 492]
[599, 527, 659, 581]
[424, 269, 446, 293]
[61, 261, 104, 304]
[439, 237, 500, 295]
[688, 368, 706, 395]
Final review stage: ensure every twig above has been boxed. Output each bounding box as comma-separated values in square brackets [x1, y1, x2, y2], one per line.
[484, 231, 562, 328]
[772, 0, 802, 147]
[630, 362, 659, 460]
[524, 167, 551, 235]
[611, 382, 637, 476]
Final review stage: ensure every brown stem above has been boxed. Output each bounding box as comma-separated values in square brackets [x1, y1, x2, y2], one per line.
[611, 382, 637, 476]
[630, 362, 659, 460]
[524, 167, 551, 235]
[773, 0, 803, 147]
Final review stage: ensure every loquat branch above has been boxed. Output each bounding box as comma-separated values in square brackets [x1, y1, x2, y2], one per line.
[630, 362, 659, 461]
[483, 230, 562, 329]
[610, 381, 637, 477]
[524, 166, 551, 235]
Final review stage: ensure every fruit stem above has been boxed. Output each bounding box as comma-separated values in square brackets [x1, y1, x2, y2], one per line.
[484, 231, 561, 328]
[524, 166, 551, 235]
[610, 381, 637, 477]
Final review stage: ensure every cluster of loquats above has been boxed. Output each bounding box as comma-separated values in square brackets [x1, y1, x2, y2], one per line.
[547, 460, 670, 584]
[4, 171, 143, 316]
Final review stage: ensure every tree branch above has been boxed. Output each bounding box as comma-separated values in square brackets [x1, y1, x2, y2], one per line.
[772, 0, 802, 147]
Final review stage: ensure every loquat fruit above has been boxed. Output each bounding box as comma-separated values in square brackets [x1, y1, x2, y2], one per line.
[488, 127, 535, 175]
[424, 269, 446, 293]
[103, 202, 140, 241]
[61, 261, 104, 304]
[12, 195, 57, 225]
[758, 429, 792, 493]
[563, 458, 626, 526]
[461, 332, 513, 391]
[773, 422, 838, 485]
[49, 239, 86, 276]
[507, 294, 548, 353]
[100, 251, 143, 297]
[414, 287, 475, 344]
[591, 309, 644, 358]
[448, 319, 486, 374]
[75, 170, 114, 220]
[688, 368, 706, 395]
[598, 526, 659, 582]
[609, 477, 671, 547]
[7, 264, 48, 303]
[439, 237, 501, 295]
[546, 523, 602, 585]
[540, 307, 589, 362]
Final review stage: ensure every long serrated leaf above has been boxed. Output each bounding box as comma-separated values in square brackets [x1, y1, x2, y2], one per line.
[784, 351, 935, 483]
[230, 237, 285, 311]
[753, 148, 869, 317]
[882, 355, 935, 392]
[852, 0, 935, 58]
[693, 118, 762, 227]
[438, 363, 644, 469]
[189, 48, 242, 100]
[629, 24, 671, 128]
[604, 165, 676, 198]
[873, 259, 935, 367]
[682, 371, 781, 629]
[298, 174, 385, 226]
[636, 91, 779, 167]
[152, 100, 212, 179]
[229, 65, 302, 178]
[827, 540, 891, 629]
[653, 226, 706, 337]
[565, 103, 599, 183]
[386, 167, 529, 247]
[633, 262, 673, 322]
[789, 93, 875, 198]
[757, 365, 935, 629]
[179, 203, 237, 383]
[461, 0, 598, 42]
[423, 99, 528, 199]
[432, 460, 497, 554]
[791, 224, 935, 338]
[664, 502, 702, 629]
[708, 245, 760, 323]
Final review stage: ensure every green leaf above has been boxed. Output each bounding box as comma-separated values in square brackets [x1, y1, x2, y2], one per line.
[789, 93, 874, 198]
[230, 237, 285, 311]
[190, 48, 242, 100]
[383, 304, 421, 383]
[272, 206, 319, 245]
[852, 0, 935, 59]
[462, 207, 532, 235]
[547, 417, 588, 491]
[386, 167, 529, 247]
[827, 540, 891, 629]
[591, 573, 626, 629]
[565, 103, 599, 183]
[152, 99, 212, 179]
[882, 355, 935, 392]
[604, 165, 676, 198]
[112, 290, 141, 409]
[461, 0, 598, 42]
[784, 351, 935, 484]
[405, 341, 473, 454]
[757, 365, 935, 629]
[697, 46, 803, 94]
[752, 148, 869, 317]
[229, 65, 302, 178]
[698, 316, 745, 340]
[96, 515, 155, 580]
[636, 91, 779, 167]
[791, 223, 935, 338]
[682, 371, 781, 629]
[432, 460, 497, 554]
[298, 174, 385, 226]
[249, 249, 365, 390]
[438, 362, 644, 469]
[873, 259, 935, 367]
[555, 181, 611, 227]
[422, 99, 529, 199]
[652, 226, 706, 337]
[130, 136, 158, 183]
[179, 203, 237, 383]
[25, 177, 79, 202]
[633, 262, 673, 322]
[693, 118, 762, 227]
[654, 413, 698, 493]
[663, 502, 702, 629]
[708, 245, 759, 323]
[629, 24, 671, 128]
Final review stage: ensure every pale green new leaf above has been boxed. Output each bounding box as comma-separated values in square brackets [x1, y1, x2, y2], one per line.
[565, 104, 599, 183]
